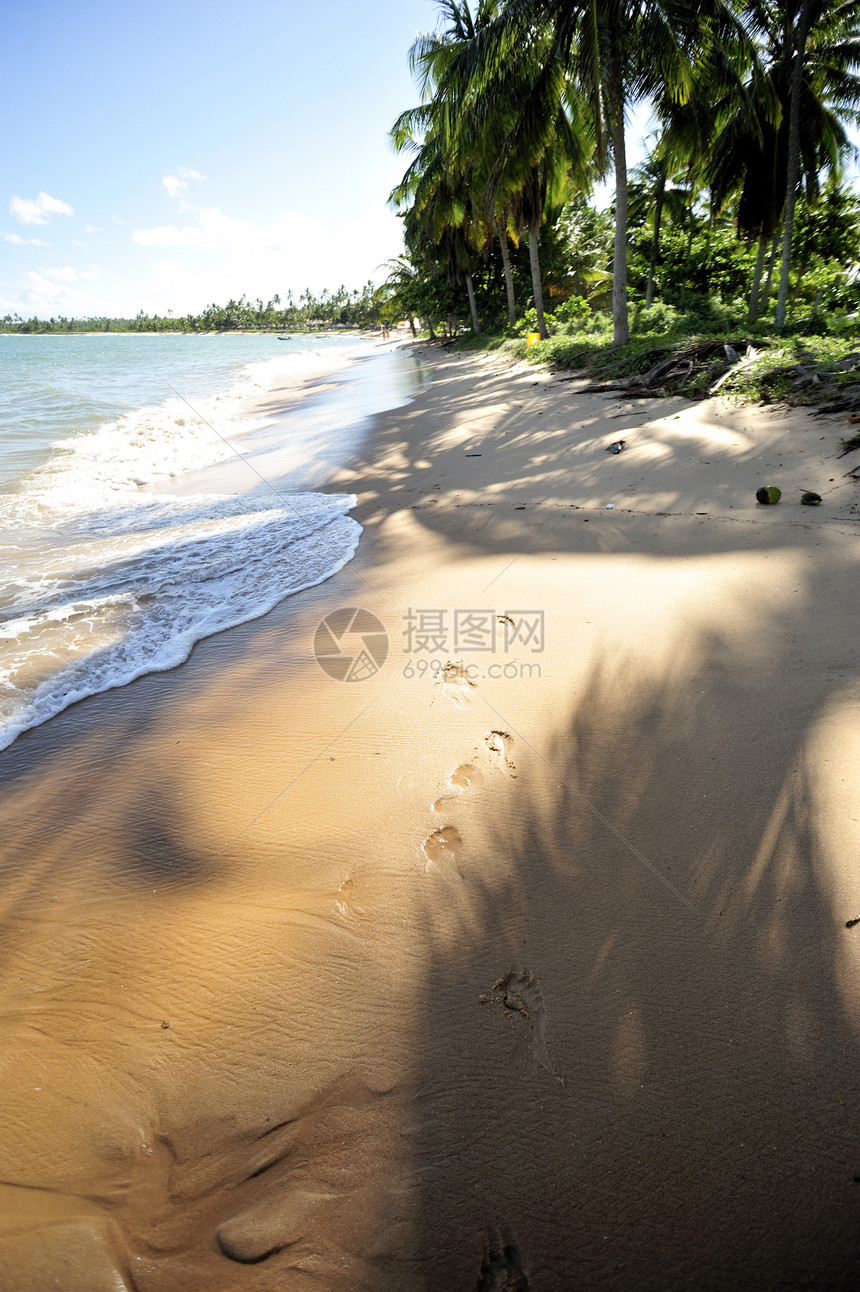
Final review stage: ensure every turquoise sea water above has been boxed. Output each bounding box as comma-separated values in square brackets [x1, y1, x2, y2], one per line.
[0, 332, 365, 491]
[0, 332, 422, 752]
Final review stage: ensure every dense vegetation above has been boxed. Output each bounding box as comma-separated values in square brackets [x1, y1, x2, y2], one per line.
[0, 284, 390, 334]
[385, 0, 860, 387]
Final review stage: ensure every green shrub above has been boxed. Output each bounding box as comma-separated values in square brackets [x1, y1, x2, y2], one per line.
[553, 295, 591, 325]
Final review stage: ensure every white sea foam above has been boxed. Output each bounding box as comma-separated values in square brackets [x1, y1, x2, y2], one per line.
[15, 343, 366, 509]
[0, 342, 372, 752]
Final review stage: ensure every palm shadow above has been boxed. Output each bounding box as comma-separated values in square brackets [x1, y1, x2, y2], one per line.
[336, 350, 855, 559]
[405, 569, 860, 1288]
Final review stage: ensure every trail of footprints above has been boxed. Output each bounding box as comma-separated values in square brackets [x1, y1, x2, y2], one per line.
[422, 730, 516, 881]
[421, 733, 562, 1089]
[422, 736, 547, 1287]
[211, 732, 545, 1273]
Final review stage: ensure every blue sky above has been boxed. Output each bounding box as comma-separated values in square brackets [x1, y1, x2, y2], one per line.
[1, 0, 440, 318]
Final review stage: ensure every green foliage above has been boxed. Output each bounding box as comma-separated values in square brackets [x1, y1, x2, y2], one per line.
[554, 295, 591, 326]
[514, 306, 555, 336]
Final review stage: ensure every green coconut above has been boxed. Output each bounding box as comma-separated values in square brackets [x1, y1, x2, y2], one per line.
[756, 485, 782, 504]
[800, 490, 822, 505]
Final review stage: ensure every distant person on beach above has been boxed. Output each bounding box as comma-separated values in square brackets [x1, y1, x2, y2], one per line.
[382, 324, 390, 339]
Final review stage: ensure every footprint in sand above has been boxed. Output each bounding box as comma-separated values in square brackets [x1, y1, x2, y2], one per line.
[432, 763, 484, 812]
[483, 729, 517, 777]
[433, 660, 477, 708]
[421, 826, 464, 882]
[476, 1226, 530, 1291]
[481, 969, 564, 1086]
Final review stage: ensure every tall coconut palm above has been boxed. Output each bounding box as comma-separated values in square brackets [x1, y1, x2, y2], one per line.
[397, 1, 520, 330]
[771, 0, 860, 325]
[703, 0, 860, 324]
[391, 93, 493, 336]
[402, 0, 594, 338]
[458, 0, 751, 345]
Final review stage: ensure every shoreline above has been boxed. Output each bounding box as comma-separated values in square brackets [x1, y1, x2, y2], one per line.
[0, 335, 409, 753]
[1, 349, 859, 1289]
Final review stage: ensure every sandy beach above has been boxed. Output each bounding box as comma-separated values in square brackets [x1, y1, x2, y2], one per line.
[1, 344, 858, 1290]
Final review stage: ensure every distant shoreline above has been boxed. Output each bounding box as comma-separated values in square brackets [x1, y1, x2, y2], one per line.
[0, 326, 377, 338]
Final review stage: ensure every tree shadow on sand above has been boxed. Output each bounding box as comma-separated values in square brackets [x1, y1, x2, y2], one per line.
[404, 575, 860, 1289]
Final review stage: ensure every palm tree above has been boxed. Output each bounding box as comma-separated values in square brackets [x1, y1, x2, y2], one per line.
[701, 0, 859, 324]
[399, 0, 593, 339]
[628, 152, 694, 307]
[772, 0, 860, 326]
[459, 0, 752, 345]
[407, 1, 525, 330]
[390, 90, 490, 335]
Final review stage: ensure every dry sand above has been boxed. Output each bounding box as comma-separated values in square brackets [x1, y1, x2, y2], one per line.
[0, 345, 858, 1290]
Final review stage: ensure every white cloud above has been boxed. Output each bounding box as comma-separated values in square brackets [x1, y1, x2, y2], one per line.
[3, 192, 406, 318]
[10, 269, 88, 314]
[31, 266, 78, 283]
[84, 224, 102, 233]
[130, 202, 407, 313]
[3, 231, 49, 245]
[162, 175, 187, 200]
[134, 206, 230, 247]
[9, 191, 74, 226]
[161, 168, 205, 201]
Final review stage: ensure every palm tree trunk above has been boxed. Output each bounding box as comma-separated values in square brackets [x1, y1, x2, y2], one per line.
[607, 58, 629, 346]
[703, 197, 715, 269]
[682, 170, 696, 304]
[761, 233, 781, 313]
[465, 273, 481, 334]
[494, 217, 517, 329]
[528, 224, 548, 340]
[775, 0, 814, 329]
[645, 167, 666, 309]
[790, 262, 808, 316]
[748, 232, 768, 323]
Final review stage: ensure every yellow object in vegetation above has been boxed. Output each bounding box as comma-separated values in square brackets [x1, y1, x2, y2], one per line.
[526, 332, 542, 347]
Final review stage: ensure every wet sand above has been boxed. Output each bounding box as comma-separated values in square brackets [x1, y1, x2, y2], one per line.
[1, 346, 859, 1289]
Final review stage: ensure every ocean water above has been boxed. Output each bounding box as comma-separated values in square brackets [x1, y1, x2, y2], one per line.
[0, 332, 422, 752]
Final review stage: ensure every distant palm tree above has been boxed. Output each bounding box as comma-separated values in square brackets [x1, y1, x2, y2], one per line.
[628, 152, 694, 307]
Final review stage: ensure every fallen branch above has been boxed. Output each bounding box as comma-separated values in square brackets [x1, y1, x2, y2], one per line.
[709, 344, 760, 393]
